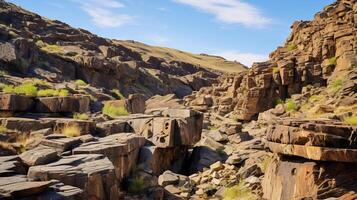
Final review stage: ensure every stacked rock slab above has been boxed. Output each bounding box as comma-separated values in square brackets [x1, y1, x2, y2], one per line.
[73, 133, 146, 182]
[0, 156, 82, 199]
[0, 93, 90, 115]
[28, 154, 119, 200]
[263, 118, 357, 200]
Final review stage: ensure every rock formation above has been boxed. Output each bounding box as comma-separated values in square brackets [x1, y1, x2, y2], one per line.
[0, 0, 356, 199]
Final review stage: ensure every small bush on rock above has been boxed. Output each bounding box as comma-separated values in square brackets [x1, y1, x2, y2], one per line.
[272, 66, 279, 74]
[75, 79, 87, 86]
[223, 181, 257, 200]
[111, 89, 125, 100]
[329, 79, 343, 93]
[0, 125, 7, 134]
[328, 57, 337, 66]
[3, 83, 38, 96]
[285, 99, 297, 112]
[37, 89, 69, 97]
[344, 116, 357, 126]
[128, 177, 146, 194]
[63, 125, 81, 137]
[0, 70, 8, 76]
[103, 103, 129, 117]
[286, 43, 297, 51]
[73, 113, 90, 120]
[273, 98, 283, 107]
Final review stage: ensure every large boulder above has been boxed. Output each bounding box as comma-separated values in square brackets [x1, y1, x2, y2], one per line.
[138, 145, 188, 175]
[19, 146, 59, 166]
[28, 154, 119, 200]
[0, 93, 33, 112]
[35, 96, 90, 113]
[73, 133, 146, 182]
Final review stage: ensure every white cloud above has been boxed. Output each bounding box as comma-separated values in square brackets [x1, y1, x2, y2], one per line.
[173, 0, 271, 27]
[217, 51, 268, 67]
[73, 0, 133, 28]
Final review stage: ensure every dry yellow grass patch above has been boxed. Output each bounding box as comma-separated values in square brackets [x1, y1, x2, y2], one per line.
[63, 125, 81, 137]
[114, 40, 247, 73]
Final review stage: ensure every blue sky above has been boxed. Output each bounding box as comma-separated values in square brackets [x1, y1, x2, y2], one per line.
[8, 0, 335, 66]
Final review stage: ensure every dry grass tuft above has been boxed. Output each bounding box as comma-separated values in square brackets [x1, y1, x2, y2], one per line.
[63, 125, 81, 137]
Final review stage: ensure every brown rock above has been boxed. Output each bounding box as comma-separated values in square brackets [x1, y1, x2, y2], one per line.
[28, 154, 119, 200]
[0, 93, 33, 112]
[35, 96, 90, 113]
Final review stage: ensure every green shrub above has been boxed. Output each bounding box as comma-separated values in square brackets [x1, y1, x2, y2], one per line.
[3, 83, 38, 96]
[286, 43, 297, 51]
[329, 79, 343, 93]
[128, 178, 146, 194]
[308, 95, 321, 103]
[285, 99, 297, 112]
[261, 156, 272, 173]
[102, 103, 129, 117]
[75, 79, 87, 86]
[36, 40, 64, 55]
[0, 70, 8, 76]
[273, 98, 284, 106]
[0, 125, 7, 134]
[58, 89, 69, 97]
[272, 66, 279, 74]
[35, 40, 46, 47]
[37, 89, 69, 97]
[37, 89, 57, 97]
[111, 89, 125, 100]
[344, 116, 357, 126]
[328, 57, 337, 66]
[41, 44, 64, 55]
[223, 181, 257, 200]
[73, 113, 90, 120]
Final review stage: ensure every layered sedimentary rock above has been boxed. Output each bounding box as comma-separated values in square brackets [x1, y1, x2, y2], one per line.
[262, 157, 357, 200]
[263, 118, 357, 199]
[73, 133, 146, 182]
[28, 154, 119, 200]
[186, 0, 357, 121]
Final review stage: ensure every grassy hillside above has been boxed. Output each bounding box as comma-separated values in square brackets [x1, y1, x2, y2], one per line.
[115, 40, 248, 73]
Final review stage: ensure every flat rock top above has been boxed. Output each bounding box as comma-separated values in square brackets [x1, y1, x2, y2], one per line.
[73, 133, 146, 155]
[29, 154, 115, 175]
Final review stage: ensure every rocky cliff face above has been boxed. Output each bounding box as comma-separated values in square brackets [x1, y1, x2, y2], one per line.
[186, 0, 356, 120]
[0, 0, 245, 99]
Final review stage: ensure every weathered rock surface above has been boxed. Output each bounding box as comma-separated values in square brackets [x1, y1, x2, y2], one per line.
[266, 118, 357, 162]
[73, 133, 146, 182]
[19, 146, 59, 166]
[28, 154, 119, 200]
[262, 156, 357, 200]
[0, 93, 33, 112]
[35, 96, 90, 113]
[185, 0, 357, 121]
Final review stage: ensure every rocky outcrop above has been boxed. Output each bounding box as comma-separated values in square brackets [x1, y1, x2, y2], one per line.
[185, 0, 357, 121]
[0, 0, 243, 99]
[262, 118, 357, 199]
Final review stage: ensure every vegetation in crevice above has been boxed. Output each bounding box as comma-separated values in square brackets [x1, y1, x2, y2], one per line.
[102, 103, 129, 117]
